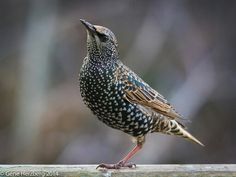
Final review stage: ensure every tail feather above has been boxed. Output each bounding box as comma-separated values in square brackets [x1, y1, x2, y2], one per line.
[154, 118, 204, 146]
[172, 121, 204, 146]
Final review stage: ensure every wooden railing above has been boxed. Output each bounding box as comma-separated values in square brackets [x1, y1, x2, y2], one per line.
[0, 164, 235, 177]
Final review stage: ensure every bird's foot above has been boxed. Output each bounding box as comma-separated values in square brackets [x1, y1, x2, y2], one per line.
[96, 161, 136, 169]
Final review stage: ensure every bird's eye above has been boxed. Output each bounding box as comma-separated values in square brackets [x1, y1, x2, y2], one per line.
[97, 33, 108, 42]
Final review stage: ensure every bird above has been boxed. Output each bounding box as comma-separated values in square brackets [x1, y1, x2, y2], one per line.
[79, 19, 203, 169]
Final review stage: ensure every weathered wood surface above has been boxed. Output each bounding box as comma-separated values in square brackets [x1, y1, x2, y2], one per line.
[0, 164, 236, 177]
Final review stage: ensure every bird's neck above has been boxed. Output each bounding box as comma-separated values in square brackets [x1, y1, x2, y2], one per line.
[87, 48, 119, 65]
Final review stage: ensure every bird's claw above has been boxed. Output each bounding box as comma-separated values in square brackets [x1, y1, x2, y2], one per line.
[96, 161, 136, 169]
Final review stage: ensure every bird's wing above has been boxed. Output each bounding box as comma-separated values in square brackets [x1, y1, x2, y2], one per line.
[117, 63, 182, 119]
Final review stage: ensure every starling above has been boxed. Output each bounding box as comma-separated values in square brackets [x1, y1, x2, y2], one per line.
[79, 19, 203, 169]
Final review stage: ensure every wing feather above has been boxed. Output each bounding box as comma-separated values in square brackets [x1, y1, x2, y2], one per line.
[117, 62, 182, 119]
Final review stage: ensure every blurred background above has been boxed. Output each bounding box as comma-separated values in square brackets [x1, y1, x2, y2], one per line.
[0, 0, 236, 164]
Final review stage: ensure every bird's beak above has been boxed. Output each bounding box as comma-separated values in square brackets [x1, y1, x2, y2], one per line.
[80, 19, 96, 34]
[80, 19, 102, 53]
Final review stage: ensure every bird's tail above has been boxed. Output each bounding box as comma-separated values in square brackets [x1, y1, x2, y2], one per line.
[153, 118, 204, 146]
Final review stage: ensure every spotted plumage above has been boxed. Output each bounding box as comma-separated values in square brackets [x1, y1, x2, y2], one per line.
[79, 19, 203, 169]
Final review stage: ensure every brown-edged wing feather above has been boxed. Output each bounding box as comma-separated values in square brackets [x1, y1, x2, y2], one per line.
[116, 62, 182, 119]
[124, 82, 182, 119]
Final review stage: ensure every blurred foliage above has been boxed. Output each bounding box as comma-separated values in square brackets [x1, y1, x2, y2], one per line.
[0, 0, 236, 164]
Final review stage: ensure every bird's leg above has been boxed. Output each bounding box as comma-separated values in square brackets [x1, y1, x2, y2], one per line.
[97, 137, 144, 169]
[117, 143, 142, 167]
[97, 144, 142, 169]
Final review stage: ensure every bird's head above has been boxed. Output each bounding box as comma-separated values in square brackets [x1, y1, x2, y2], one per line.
[80, 19, 119, 63]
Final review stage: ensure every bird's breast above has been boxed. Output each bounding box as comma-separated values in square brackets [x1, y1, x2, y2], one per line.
[79, 62, 118, 110]
[79, 62, 154, 137]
